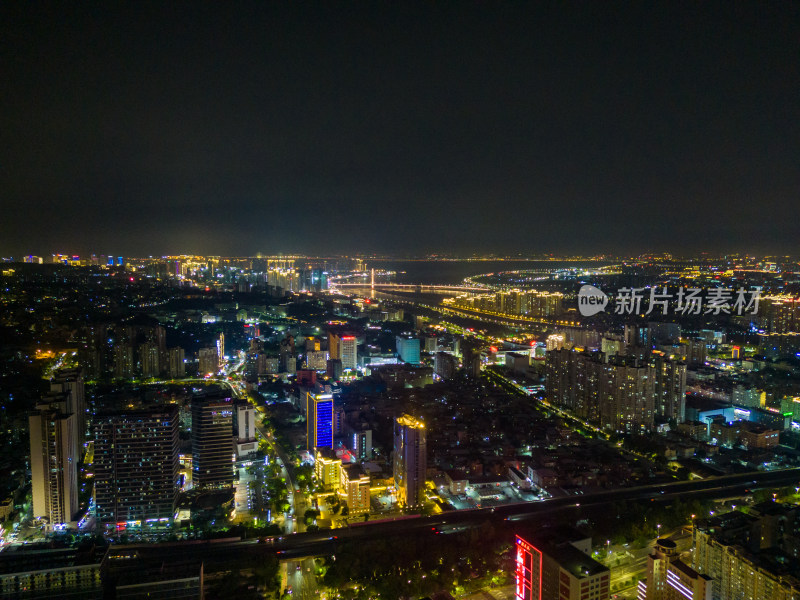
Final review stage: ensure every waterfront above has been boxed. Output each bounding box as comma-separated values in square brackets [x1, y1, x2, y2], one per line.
[365, 259, 612, 285]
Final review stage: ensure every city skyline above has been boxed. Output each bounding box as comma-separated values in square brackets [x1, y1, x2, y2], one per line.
[3, 3, 799, 257]
[3, 3, 800, 598]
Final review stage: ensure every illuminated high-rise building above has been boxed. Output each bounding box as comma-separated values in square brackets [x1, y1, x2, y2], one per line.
[393, 414, 426, 508]
[168, 347, 186, 378]
[515, 530, 609, 600]
[138, 342, 161, 378]
[29, 401, 78, 529]
[340, 336, 357, 370]
[198, 347, 219, 376]
[546, 334, 565, 351]
[652, 352, 687, 423]
[94, 406, 179, 531]
[396, 336, 421, 365]
[328, 332, 341, 361]
[692, 507, 800, 600]
[191, 397, 234, 489]
[114, 344, 135, 378]
[234, 403, 256, 443]
[329, 333, 358, 371]
[348, 425, 373, 460]
[234, 402, 258, 457]
[639, 538, 712, 600]
[306, 392, 334, 451]
[306, 350, 329, 370]
[546, 349, 685, 433]
[50, 368, 87, 453]
[216, 332, 225, 361]
[434, 351, 458, 380]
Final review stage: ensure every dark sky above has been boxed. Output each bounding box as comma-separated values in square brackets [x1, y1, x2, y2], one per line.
[2, 3, 798, 257]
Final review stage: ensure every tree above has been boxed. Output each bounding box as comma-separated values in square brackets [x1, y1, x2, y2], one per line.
[303, 508, 320, 526]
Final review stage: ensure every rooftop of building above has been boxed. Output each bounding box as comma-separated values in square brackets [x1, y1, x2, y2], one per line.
[519, 524, 592, 549]
[341, 463, 369, 480]
[686, 396, 730, 412]
[444, 469, 468, 482]
[371, 362, 432, 373]
[316, 447, 339, 461]
[95, 404, 180, 419]
[545, 541, 608, 579]
[397, 414, 425, 429]
[669, 558, 708, 581]
[190, 395, 232, 406]
[695, 509, 758, 534]
[749, 501, 799, 517]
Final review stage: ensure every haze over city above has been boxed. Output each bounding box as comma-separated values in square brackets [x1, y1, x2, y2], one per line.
[2, 3, 799, 257]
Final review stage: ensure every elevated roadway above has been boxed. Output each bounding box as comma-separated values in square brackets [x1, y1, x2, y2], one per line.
[113, 468, 800, 562]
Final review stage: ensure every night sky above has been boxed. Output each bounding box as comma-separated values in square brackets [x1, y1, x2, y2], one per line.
[2, 3, 798, 257]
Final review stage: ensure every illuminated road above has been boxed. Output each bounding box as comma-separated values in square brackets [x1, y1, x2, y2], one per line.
[251, 404, 307, 534]
[264, 467, 800, 559]
[110, 467, 800, 586]
[283, 556, 319, 599]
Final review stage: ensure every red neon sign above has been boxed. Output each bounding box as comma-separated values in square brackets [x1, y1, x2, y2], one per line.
[515, 535, 542, 600]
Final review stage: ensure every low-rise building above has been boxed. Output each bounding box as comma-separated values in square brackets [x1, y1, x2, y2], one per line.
[315, 448, 342, 492]
[341, 464, 371, 515]
[444, 470, 468, 495]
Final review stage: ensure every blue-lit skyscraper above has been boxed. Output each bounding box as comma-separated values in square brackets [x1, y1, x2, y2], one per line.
[306, 392, 333, 450]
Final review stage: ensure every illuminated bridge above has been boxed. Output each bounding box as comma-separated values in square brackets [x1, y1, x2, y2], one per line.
[331, 283, 487, 293]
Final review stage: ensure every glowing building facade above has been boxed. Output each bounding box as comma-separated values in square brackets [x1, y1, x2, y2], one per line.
[306, 392, 334, 450]
[393, 414, 426, 508]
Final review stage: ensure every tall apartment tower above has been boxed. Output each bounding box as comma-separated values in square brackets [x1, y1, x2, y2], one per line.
[29, 402, 78, 529]
[216, 332, 225, 362]
[692, 506, 800, 600]
[94, 405, 179, 531]
[329, 333, 358, 371]
[191, 397, 234, 489]
[234, 403, 256, 443]
[340, 336, 357, 371]
[50, 368, 87, 453]
[545, 349, 686, 433]
[393, 414, 427, 508]
[198, 347, 220, 376]
[306, 392, 334, 451]
[138, 342, 161, 378]
[114, 344, 135, 378]
[652, 353, 687, 423]
[328, 332, 341, 362]
[234, 402, 258, 457]
[168, 347, 186, 378]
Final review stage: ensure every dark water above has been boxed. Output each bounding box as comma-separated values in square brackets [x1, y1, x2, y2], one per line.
[366, 260, 609, 285]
